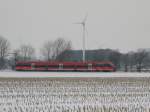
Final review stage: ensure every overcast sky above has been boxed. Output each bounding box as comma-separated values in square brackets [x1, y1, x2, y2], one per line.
[0, 0, 150, 53]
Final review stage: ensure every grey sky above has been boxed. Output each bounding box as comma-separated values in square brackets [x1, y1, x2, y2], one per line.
[0, 0, 150, 53]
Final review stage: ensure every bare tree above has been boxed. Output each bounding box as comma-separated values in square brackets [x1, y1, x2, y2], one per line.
[134, 49, 148, 72]
[121, 53, 129, 72]
[0, 36, 10, 69]
[54, 38, 72, 61]
[108, 49, 121, 69]
[9, 49, 20, 70]
[128, 52, 136, 71]
[18, 44, 35, 61]
[41, 38, 72, 61]
[13, 49, 20, 62]
[41, 41, 54, 61]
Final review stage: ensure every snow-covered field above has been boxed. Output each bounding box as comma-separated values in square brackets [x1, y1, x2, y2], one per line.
[0, 71, 150, 77]
[0, 71, 150, 112]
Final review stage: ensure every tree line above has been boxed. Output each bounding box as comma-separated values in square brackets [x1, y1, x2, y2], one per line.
[0, 36, 150, 72]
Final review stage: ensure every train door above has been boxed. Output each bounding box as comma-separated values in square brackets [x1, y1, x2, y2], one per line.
[88, 63, 92, 71]
[31, 63, 35, 70]
[59, 63, 63, 71]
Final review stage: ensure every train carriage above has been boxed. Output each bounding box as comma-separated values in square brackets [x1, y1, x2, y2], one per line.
[15, 61, 116, 72]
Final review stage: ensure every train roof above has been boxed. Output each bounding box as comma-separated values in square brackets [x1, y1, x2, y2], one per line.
[16, 61, 114, 65]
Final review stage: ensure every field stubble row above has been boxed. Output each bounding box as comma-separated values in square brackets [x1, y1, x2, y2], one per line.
[0, 77, 150, 112]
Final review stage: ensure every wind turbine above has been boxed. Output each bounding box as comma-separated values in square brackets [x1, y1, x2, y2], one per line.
[75, 14, 88, 62]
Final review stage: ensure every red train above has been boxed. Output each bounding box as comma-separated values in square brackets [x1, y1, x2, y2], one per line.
[15, 61, 116, 72]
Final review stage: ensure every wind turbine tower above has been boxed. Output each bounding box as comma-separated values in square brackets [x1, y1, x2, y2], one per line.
[75, 14, 88, 62]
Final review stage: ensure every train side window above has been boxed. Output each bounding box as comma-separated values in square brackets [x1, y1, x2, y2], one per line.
[63, 65, 74, 68]
[96, 64, 104, 67]
[35, 65, 47, 68]
[96, 63, 112, 67]
[16, 63, 31, 67]
[48, 65, 59, 68]
[103, 64, 112, 67]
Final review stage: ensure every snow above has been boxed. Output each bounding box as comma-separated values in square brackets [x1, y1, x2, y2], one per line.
[0, 71, 150, 111]
[0, 77, 150, 111]
[0, 70, 149, 78]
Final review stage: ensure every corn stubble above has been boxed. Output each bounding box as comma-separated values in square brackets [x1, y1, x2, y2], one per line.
[0, 77, 149, 112]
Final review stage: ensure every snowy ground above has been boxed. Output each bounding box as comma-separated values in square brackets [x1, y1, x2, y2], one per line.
[0, 71, 150, 112]
[0, 71, 150, 78]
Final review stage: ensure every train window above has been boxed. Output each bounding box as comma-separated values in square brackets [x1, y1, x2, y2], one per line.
[76, 65, 88, 68]
[96, 63, 112, 67]
[63, 65, 75, 68]
[34, 65, 47, 68]
[48, 65, 59, 68]
[103, 64, 112, 67]
[16, 63, 31, 67]
[96, 64, 104, 67]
